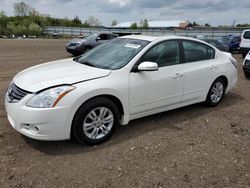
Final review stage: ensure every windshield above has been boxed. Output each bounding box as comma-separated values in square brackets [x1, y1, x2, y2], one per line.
[85, 33, 98, 41]
[77, 38, 149, 70]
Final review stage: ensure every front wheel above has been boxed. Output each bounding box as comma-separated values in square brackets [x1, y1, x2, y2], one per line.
[72, 97, 119, 145]
[205, 78, 226, 106]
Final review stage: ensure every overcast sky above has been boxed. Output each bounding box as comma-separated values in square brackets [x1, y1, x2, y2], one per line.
[1, 0, 250, 26]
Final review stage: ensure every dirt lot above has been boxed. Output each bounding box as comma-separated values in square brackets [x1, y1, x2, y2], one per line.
[0, 39, 249, 188]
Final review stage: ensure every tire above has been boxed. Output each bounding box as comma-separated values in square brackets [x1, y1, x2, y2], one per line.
[205, 78, 226, 106]
[72, 97, 119, 145]
[242, 53, 247, 58]
[244, 71, 250, 78]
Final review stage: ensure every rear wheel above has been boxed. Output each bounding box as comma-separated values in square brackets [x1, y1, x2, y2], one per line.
[206, 78, 226, 106]
[72, 97, 119, 145]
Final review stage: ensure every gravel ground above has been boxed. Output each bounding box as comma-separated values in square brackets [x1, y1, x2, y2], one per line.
[0, 39, 249, 188]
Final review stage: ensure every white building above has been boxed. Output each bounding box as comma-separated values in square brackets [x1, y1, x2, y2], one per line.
[111, 20, 191, 29]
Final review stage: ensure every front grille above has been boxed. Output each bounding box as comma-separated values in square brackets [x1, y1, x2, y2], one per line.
[7, 83, 31, 103]
[68, 43, 78, 47]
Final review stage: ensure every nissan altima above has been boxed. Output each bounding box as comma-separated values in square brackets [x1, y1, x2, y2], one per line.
[5, 35, 238, 145]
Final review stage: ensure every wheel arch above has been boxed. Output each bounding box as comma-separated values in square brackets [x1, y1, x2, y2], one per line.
[70, 94, 125, 138]
[216, 75, 228, 89]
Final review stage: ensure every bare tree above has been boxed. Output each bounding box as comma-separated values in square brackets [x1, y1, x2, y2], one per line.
[111, 20, 117, 26]
[0, 10, 6, 17]
[142, 19, 149, 29]
[85, 16, 101, 27]
[13, 1, 32, 16]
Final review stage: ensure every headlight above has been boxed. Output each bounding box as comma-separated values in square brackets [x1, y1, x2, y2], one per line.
[26, 85, 75, 108]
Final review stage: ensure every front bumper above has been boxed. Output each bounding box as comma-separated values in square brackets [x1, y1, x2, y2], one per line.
[5, 94, 72, 141]
[239, 47, 250, 54]
[65, 46, 82, 55]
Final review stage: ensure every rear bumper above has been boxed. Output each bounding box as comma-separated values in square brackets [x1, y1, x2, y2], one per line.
[226, 66, 238, 94]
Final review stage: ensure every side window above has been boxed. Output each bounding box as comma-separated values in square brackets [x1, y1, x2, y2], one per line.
[182, 40, 215, 63]
[107, 34, 117, 39]
[99, 34, 108, 40]
[141, 40, 180, 67]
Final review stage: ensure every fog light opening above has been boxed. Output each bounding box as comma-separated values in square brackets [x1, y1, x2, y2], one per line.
[30, 125, 39, 134]
[22, 123, 39, 134]
[22, 123, 30, 129]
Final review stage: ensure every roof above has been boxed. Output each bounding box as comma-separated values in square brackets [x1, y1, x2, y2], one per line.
[120, 35, 158, 42]
[120, 35, 216, 46]
[112, 20, 189, 28]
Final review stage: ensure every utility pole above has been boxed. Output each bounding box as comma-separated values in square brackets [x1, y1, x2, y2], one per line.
[233, 20, 236, 27]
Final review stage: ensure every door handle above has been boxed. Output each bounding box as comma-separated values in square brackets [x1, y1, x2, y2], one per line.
[173, 73, 183, 79]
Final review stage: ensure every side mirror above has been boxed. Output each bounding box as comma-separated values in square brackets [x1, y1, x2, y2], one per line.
[137, 62, 158, 71]
[96, 37, 101, 41]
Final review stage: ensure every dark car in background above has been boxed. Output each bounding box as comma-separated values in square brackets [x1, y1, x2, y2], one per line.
[203, 39, 229, 52]
[65, 33, 118, 56]
[220, 35, 241, 52]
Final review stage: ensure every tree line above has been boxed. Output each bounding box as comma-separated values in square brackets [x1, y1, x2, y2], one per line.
[0, 1, 102, 36]
[1, 1, 250, 37]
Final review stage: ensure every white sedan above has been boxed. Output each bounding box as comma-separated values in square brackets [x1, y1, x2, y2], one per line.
[5, 35, 238, 145]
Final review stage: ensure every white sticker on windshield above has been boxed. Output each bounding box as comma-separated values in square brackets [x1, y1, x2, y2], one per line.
[124, 43, 141, 49]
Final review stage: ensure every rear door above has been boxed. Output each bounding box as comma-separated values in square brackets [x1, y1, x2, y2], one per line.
[180, 40, 217, 103]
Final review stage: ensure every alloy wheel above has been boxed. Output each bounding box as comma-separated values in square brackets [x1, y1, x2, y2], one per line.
[210, 81, 224, 103]
[83, 107, 114, 140]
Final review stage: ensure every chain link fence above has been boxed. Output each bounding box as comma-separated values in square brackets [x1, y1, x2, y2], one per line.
[43, 26, 249, 39]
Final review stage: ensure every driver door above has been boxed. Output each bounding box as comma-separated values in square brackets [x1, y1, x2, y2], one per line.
[129, 40, 184, 115]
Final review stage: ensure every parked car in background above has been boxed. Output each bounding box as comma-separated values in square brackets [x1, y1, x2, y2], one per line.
[203, 39, 229, 52]
[239, 30, 250, 58]
[5, 35, 238, 145]
[0, 35, 7, 38]
[52, 32, 59, 38]
[221, 35, 241, 52]
[243, 52, 250, 78]
[65, 33, 118, 56]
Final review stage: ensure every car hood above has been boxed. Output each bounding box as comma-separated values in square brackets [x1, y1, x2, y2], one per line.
[13, 58, 111, 92]
[68, 38, 86, 44]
